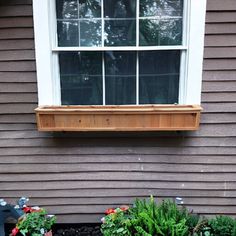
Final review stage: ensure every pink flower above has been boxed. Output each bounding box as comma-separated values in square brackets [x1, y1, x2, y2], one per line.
[11, 227, 19, 236]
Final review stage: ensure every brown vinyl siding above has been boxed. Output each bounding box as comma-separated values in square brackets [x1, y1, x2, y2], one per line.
[0, 0, 236, 223]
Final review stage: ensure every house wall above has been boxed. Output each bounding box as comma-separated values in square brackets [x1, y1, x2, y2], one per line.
[0, 0, 236, 223]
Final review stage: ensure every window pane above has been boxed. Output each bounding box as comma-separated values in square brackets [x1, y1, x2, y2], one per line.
[104, 20, 136, 46]
[56, 0, 78, 19]
[57, 21, 79, 46]
[59, 52, 103, 105]
[104, 0, 136, 18]
[140, 0, 183, 17]
[139, 19, 182, 46]
[79, 0, 101, 18]
[105, 51, 136, 105]
[80, 20, 102, 46]
[139, 51, 180, 104]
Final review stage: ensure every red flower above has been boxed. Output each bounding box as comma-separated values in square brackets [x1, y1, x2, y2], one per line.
[120, 205, 129, 211]
[105, 208, 116, 215]
[22, 206, 32, 213]
[11, 227, 19, 236]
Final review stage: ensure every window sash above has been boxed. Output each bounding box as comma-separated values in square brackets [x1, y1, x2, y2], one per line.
[32, 0, 206, 106]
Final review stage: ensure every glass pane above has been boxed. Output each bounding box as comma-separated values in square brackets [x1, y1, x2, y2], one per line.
[104, 20, 136, 46]
[105, 51, 136, 105]
[104, 0, 136, 18]
[59, 52, 103, 105]
[139, 51, 180, 104]
[79, 0, 101, 18]
[56, 0, 78, 19]
[57, 21, 79, 46]
[80, 20, 102, 46]
[140, 0, 183, 17]
[139, 19, 182, 46]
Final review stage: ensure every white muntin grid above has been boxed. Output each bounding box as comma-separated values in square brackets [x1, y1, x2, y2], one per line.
[33, 0, 206, 106]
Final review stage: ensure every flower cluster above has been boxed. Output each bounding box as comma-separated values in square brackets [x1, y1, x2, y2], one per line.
[11, 205, 56, 236]
[101, 205, 129, 224]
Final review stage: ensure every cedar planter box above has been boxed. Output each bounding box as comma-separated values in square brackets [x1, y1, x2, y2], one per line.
[35, 105, 202, 132]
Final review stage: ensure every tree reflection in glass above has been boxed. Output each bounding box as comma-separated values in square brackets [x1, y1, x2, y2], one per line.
[79, 0, 101, 18]
[140, 0, 183, 17]
[56, 0, 78, 19]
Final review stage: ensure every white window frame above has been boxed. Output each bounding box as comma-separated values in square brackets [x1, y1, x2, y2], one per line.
[33, 0, 206, 106]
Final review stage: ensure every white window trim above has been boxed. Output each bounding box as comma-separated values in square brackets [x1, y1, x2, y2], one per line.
[33, 0, 206, 106]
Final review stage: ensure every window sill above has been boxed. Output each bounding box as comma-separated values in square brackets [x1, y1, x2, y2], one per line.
[35, 105, 202, 132]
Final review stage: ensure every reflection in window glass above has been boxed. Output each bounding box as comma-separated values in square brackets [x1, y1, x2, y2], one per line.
[105, 51, 136, 105]
[104, 0, 136, 18]
[57, 21, 79, 46]
[140, 0, 183, 17]
[139, 19, 182, 46]
[104, 20, 136, 46]
[56, 0, 78, 19]
[59, 52, 103, 105]
[79, 0, 101, 18]
[139, 51, 180, 104]
[80, 20, 102, 46]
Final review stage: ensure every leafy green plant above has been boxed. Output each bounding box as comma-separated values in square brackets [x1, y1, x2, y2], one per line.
[209, 215, 236, 236]
[129, 196, 191, 236]
[101, 207, 132, 236]
[11, 206, 56, 236]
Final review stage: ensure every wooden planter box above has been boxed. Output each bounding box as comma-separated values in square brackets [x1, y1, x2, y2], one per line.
[35, 105, 202, 132]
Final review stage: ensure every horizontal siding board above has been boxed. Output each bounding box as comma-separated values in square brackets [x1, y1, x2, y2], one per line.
[204, 47, 236, 59]
[0, 114, 35, 123]
[206, 12, 236, 23]
[0, 28, 33, 39]
[205, 23, 236, 35]
[0, 104, 36, 114]
[1, 172, 236, 182]
[0, 39, 34, 50]
[203, 59, 236, 71]
[1, 181, 235, 191]
[203, 71, 236, 81]
[0, 146, 236, 156]
[0, 93, 37, 103]
[0, 17, 33, 28]
[205, 35, 236, 47]
[202, 92, 236, 102]
[1, 154, 236, 164]
[0, 83, 37, 92]
[1, 137, 236, 148]
[1, 189, 236, 198]
[0, 72, 36, 82]
[202, 103, 236, 113]
[201, 113, 236, 124]
[207, 0, 236, 11]
[0, 5, 32, 17]
[0, 50, 35, 61]
[0, 0, 32, 5]
[1, 163, 236, 173]
[202, 81, 236, 92]
[0, 61, 35, 71]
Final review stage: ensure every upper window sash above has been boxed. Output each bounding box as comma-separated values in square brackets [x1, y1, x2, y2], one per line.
[32, 0, 206, 106]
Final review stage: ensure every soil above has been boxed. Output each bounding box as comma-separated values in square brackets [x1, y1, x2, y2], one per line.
[5, 224, 103, 236]
[53, 225, 103, 236]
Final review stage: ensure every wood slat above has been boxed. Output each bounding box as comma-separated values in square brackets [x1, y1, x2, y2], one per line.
[0, 50, 35, 61]
[203, 71, 236, 81]
[0, 93, 37, 103]
[202, 92, 236, 102]
[205, 23, 236, 35]
[0, 72, 36, 82]
[204, 47, 236, 59]
[205, 35, 236, 47]
[0, 28, 33, 39]
[0, 39, 34, 50]
[0, 83, 37, 92]
[0, 61, 35, 72]
[203, 59, 236, 71]
[202, 81, 236, 92]
[206, 12, 236, 23]
[0, 5, 32, 17]
[207, 0, 236, 11]
[0, 17, 33, 28]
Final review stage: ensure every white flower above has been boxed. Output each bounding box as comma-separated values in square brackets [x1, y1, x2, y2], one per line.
[40, 228, 45, 235]
[31, 206, 40, 210]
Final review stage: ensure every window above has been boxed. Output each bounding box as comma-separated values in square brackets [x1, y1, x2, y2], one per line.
[33, 0, 207, 106]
